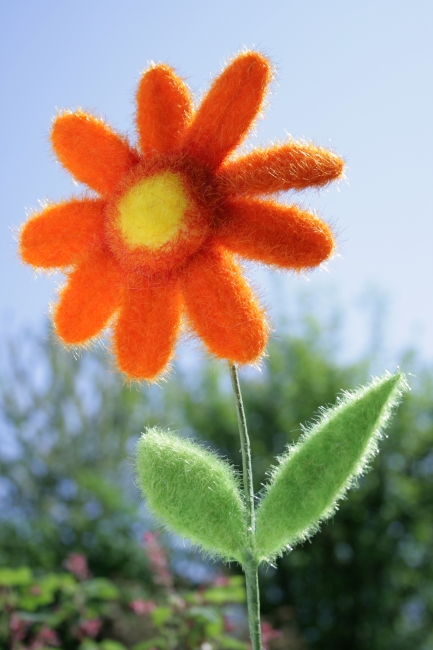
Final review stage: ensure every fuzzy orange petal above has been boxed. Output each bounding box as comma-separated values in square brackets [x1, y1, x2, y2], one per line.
[182, 52, 271, 170]
[20, 199, 106, 269]
[136, 64, 193, 155]
[215, 198, 335, 269]
[217, 142, 344, 195]
[54, 248, 123, 344]
[181, 247, 268, 364]
[114, 275, 182, 380]
[51, 110, 139, 195]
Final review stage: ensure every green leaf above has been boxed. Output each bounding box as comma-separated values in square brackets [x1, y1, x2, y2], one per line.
[0, 566, 32, 587]
[79, 642, 100, 650]
[206, 620, 223, 637]
[132, 638, 168, 650]
[255, 372, 407, 561]
[201, 585, 246, 604]
[19, 588, 56, 612]
[18, 572, 76, 611]
[186, 605, 223, 636]
[151, 606, 172, 626]
[100, 641, 127, 650]
[217, 637, 249, 650]
[81, 578, 119, 600]
[136, 429, 248, 563]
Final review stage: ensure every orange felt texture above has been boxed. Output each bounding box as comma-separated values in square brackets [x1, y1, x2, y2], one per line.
[182, 52, 271, 170]
[114, 275, 182, 380]
[19, 50, 346, 381]
[51, 111, 139, 195]
[216, 142, 344, 195]
[216, 198, 335, 269]
[136, 64, 193, 155]
[181, 247, 268, 363]
[54, 248, 123, 344]
[20, 199, 106, 269]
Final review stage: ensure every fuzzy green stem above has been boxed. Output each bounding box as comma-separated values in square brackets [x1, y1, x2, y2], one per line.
[229, 363, 262, 650]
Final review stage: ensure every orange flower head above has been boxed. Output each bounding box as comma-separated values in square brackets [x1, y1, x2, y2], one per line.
[19, 52, 344, 381]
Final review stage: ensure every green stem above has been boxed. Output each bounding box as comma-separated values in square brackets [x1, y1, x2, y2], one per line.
[229, 363, 262, 650]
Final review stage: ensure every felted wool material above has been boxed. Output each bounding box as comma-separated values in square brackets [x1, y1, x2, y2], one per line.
[216, 198, 334, 270]
[136, 429, 247, 563]
[20, 199, 105, 269]
[54, 248, 123, 344]
[114, 275, 182, 379]
[180, 247, 268, 363]
[182, 52, 271, 169]
[51, 111, 140, 196]
[136, 63, 193, 154]
[20, 51, 344, 380]
[255, 372, 407, 562]
[217, 141, 344, 195]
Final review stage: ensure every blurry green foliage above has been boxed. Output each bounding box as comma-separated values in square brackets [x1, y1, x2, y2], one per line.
[1, 311, 433, 649]
[0, 561, 249, 649]
[0, 333, 160, 579]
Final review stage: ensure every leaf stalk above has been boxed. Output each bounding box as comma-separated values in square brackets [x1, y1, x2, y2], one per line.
[229, 363, 262, 650]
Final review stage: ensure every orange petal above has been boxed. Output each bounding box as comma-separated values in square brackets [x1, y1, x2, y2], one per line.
[181, 247, 268, 364]
[114, 275, 182, 380]
[136, 64, 193, 154]
[182, 52, 271, 170]
[54, 248, 123, 343]
[20, 199, 106, 269]
[51, 110, 139, 195]
[217, 142, 344, 195]
[216, 198, 335, 269]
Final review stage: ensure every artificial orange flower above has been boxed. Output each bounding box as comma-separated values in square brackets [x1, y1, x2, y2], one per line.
[20, 52, 344, 380]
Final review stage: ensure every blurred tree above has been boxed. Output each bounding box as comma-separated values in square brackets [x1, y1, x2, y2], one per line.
[1, 313, 432, 649]
[0, 332, 156, 580]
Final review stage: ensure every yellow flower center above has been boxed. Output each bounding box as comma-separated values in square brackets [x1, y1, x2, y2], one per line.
[117, 171, 190, 249]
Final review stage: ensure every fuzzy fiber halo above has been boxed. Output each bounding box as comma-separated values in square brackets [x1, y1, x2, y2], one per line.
[20, 52, 344, 381]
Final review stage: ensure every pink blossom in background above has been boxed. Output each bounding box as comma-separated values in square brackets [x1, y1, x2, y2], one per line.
[9, 613, 28, 642]
[223, 615, 236, 633]
[28, 626, 61, 649]
[260, 621, 282, 649]
[63, 553, 90, 580]
[213, 576, 230, 587]
[37, 626, 61, 646]
[29, 586, 42, 596]
[129, 598, 157, 616]
[143, 532, 173, 590]
[77, 618, 102, 639]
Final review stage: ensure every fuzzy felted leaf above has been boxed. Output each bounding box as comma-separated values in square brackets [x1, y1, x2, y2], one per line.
[255, 372, 407, 562]
[136, 429, 248, 563]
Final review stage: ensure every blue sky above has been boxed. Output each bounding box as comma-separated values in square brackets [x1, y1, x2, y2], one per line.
[1, 0, 432, 365]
